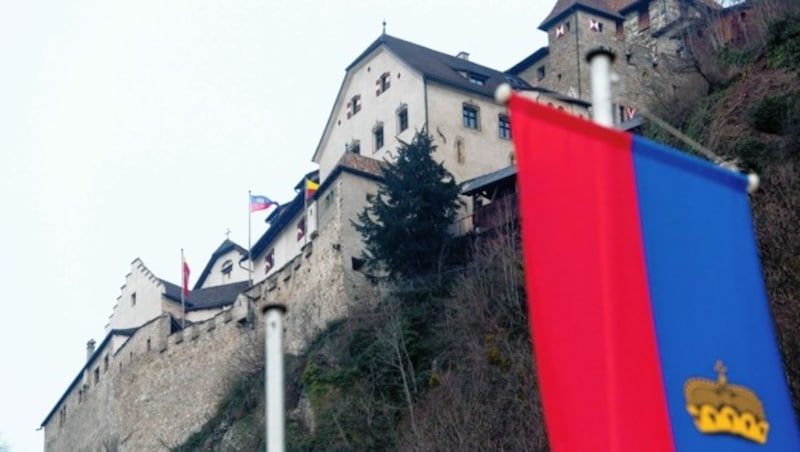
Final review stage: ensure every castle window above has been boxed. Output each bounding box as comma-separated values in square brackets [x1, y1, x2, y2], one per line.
[147, 338, 151, 352]
[397, 106, 409, 132]
[347, 140, 361, 155]
[590, 19, 603, 33]
[536, 65, 546, 81]
[498, 114, 511, 140]
[462, 104, 479, 129]
[265, 248, 275, 273]
[104, 355, 109, 372]
[94, 367, 100, 384]
[347, 95, 362, 119]
[638, 4, 650, 30]
[131, 292, 136, 307]
[373, 123, 384, 151]
[456, 139, 465, 164]
[297, 218, 306, 242]
[616, 22, 624, 40]
[376, 71, 391, 95]
[324, 189, 335, 209]
[221, 259, 233, 276]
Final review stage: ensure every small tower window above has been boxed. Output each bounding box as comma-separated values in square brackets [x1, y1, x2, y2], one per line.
[130, 292, 136, 307]
[537, 65, 546, 81]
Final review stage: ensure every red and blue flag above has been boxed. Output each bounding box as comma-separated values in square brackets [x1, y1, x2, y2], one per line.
[508, 93, 799, 451]
[250, 194, 278, 212]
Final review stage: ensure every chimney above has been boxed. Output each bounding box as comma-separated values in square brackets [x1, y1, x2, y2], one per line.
[456, 51, 470, 60]
[86, 339, 96, 361]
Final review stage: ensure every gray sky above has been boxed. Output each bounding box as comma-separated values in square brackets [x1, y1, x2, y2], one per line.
[0, 1, 550, 450]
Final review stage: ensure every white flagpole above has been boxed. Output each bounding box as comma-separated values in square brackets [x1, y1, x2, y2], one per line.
[263, 303, 287, 452]
[586, 46, 615, 127]
[180, 248, 185, 328]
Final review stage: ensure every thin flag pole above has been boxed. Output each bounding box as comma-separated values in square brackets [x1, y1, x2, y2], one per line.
[180, 248, 185, 329]
[248, 190, 253, 286]
[304, 185, 308, 247]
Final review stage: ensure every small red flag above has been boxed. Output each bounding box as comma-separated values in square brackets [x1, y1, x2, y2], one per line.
[182, 258, 190, 298]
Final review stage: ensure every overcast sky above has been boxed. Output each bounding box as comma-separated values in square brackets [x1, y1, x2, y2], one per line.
[0, 1, 550, 450]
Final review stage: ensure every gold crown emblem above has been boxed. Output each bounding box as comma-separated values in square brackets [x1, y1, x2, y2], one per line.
[684, 360, 769, 444]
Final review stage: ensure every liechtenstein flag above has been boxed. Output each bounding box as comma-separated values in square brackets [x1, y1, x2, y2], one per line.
[508, 93, 799, 451]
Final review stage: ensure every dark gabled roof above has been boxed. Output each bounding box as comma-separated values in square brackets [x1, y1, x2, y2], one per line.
[461, 166, 518, 196]
[193, 239, 248, 289]
[507, 47, 550, 75]
[162, 280, 249, 311]
[540, 0, 624, 30]
[348, 34, 532, 99]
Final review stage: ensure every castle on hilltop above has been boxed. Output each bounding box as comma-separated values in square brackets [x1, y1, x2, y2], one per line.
[41, 1, 751, 449]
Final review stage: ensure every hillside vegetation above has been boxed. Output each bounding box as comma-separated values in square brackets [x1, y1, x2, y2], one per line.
[176, 12, 800, 451]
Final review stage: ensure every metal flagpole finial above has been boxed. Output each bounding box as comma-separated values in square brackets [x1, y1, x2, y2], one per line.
[382, 19, 387, 34]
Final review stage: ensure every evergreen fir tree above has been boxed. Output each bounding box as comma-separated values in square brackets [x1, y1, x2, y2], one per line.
[352, 128, 462, 282]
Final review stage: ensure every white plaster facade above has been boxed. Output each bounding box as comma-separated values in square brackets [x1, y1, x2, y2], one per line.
[106, 259, 169, 334]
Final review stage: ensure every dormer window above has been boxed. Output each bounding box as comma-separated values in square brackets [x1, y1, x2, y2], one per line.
[376, 71, 391, 95]
[347, 95, 362, 119]
[467, 73, 487, 86]
[221, 259, 233, 277]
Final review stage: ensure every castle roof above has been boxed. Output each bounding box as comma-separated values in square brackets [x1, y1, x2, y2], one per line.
[540, 0, 624, 30]
[161, 279, 250, 311]
[193, 239, 248, 289]
[347, 33, 532, 99]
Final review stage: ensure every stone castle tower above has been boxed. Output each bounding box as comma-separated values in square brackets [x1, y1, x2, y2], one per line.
[510, 0, 717, 122]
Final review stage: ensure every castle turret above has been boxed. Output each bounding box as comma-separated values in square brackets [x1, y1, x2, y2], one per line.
[537, 0, 625, 101]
